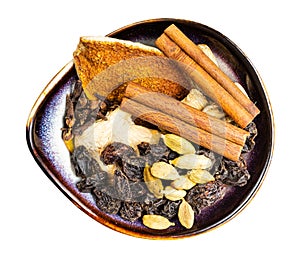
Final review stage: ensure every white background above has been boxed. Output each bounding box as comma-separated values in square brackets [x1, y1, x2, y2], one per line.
[1, 0, 299, 256]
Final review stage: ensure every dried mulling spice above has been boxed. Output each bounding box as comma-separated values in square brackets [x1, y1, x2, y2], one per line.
[242, 122, 258, 153]
[66, 81, 258, 229]
[185, 180, 227, 214]
[100, 142, 136, 165]
[61, 80, 119, 141]
[71, 145, 108, 192]
[215, 157, 250, 187]
[143, 198, 181, 220]
[93, 187, 122, 215]
[137, 140, 179, 165]
[122, 156, 146, 182]
[120, 202, 144, 222]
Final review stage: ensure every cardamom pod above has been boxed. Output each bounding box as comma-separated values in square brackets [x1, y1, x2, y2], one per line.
[162, 134, 195, 154]
[187, 169, 215, 184]
[198, 44, 219, 67]
[202, 103, 225, 119]
[142, 215, 175, 230]
[163, 186, 186, 201]
[143, 163, 163, 198]
[181, 88, 208, 111]
[178, 199, 194, 229]
[151, 161, 180, 180]
[169, 154, 212, 170]
[171, 175, 196, 190]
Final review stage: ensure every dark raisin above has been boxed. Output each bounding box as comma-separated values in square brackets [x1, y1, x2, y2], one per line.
[100, 142, 136, 165]
[122, 156, 146, 182]
[242, 122, 258, 153]
[71, 145, 95, 178]
[120, 202, 143, 222]
[143, 198, 180, 219]
[143, 142, 171, 165]
[129, 182, 148, 202]
[160, 200, 181, 219]
[186, 181, 227, 214]
[143, 198, 167, 215]
[93, 188, 121, 215]
[137, 142, 151, 156]
[76, 172, 107, 193]
[215, 157, 250, 187]
[113, 169, 132, 201]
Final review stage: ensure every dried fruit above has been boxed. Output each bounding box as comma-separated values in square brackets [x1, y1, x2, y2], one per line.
[138, 141, 173, 165]
[151, 162, 180, 180]
[120, 202, 143, 222]
[143, 164, 164, 198]
[187, 169, 215, 184]
[163, 186, 186, 201]
[142, 215, 175, 230]
[93, 188, 121, 215]
[144, 199, 180, 219]
[243, 122, 257, 153]
[122, 156, 145, 182]
[171, 175, 196, 190]
[215, 157, 250, 187]
[186, 180, 227, 214]
[100, 142, 135, 165]
[178, 199, 194, 229]
[169, 154, 212, 170]
[113, 168, 132, 201]
[162, 134, 195, 154]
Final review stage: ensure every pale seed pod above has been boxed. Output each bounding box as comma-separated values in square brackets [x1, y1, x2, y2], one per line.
[171, 175, 196, 190]
[178, 199, 194, 229]
[187, 169, 215, 184]
[142, 215, 175, 230]
[163, 186, 186, 201]
[169, 154, 212, 170]
[198, 44, 219, 66]
[151, 161, 180, 180]
[162, 134, 195, 154]
[202, 103, 225, 119]
[143, 164, 164, 199]
[181, 88, 208, 110]
[234, 82, 249, 99]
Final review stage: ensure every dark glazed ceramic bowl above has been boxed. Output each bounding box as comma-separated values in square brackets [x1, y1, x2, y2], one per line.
[26, 18, 274, 239]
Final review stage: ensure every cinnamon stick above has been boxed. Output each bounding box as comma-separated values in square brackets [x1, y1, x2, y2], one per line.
[164, 24, 260, 118]
[155, 33, 253, 128]
[120, 97, 243, 161]
[124, 82, 249, 146]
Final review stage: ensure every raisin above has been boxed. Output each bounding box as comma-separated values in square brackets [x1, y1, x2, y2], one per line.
[93, 188, 121, 215]
[113, 169, 132, 201]
[72, 145, 97, 178]
[76, 172, 107, 193]
[122, 156, 146, 182]
[215, 157, 250, 187]
[143, 198, 181, 219]
[186, 181, 226, 214]
[100, 142, 136, 165]
[120, 202, 143, 222]
[242, 122, 258, 153]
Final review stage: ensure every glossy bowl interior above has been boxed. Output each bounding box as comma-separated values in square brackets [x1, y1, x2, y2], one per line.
[26, 18, 274, 239]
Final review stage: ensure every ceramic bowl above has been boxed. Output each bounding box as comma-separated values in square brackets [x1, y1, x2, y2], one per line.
[26, 18, 274, 239]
